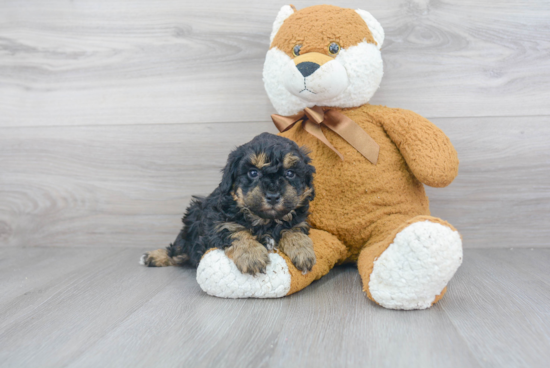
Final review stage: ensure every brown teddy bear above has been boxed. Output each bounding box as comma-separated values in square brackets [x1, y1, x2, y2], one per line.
[196, 4, 463, 310]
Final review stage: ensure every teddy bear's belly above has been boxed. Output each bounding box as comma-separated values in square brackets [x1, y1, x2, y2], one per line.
[281, 122, 430, 257]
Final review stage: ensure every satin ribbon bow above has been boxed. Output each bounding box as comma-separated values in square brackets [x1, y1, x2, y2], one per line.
[271, 106, 379, 164]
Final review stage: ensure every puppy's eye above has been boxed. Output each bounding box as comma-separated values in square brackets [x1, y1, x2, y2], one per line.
[285, 170, 295, 179]
[328, 42, 340, 55]
[292, 44, 302, 57]
[248, 169, 259, 179]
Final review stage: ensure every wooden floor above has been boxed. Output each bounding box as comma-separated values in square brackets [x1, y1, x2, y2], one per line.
[0, 247, 548, 368]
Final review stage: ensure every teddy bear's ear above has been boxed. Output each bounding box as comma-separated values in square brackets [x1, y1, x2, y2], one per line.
[270, 5, 296, 44]
[355, 9, 385, 50]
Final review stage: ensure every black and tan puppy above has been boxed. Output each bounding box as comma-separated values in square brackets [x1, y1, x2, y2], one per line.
[140, 133, 316, 275]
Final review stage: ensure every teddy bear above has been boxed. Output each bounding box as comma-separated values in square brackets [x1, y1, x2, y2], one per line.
[196, 4, 462, 310]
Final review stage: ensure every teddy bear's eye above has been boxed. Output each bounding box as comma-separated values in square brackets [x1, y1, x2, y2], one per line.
[328, 42, 341, 55]
[292, 44, 302, 57]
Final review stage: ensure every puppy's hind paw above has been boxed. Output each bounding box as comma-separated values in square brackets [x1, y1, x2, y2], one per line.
[140, 251, 164, 267]
[139, 254, 147, 266]
[140, 248, 187, 267]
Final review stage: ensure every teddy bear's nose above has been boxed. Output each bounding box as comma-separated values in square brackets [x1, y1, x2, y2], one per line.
[296, 62, 320, 77]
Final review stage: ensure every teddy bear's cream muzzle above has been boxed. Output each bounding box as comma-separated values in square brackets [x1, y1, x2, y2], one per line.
[283, 52, 349, 103]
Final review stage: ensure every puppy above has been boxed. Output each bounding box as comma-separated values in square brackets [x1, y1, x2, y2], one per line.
[140, 133, 316, 275]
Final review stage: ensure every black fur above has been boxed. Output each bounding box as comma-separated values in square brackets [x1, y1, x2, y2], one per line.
[165, 133, 315, 267]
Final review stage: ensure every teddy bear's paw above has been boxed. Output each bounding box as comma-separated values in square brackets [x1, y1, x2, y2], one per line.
[369, 220, 463, 310]
[196, 249, 291, 298]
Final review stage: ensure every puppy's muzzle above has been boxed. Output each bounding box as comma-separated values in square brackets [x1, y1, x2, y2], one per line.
[265, 191, 281, 205]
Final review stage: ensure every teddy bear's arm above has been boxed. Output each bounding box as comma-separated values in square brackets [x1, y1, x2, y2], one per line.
[378, 107, 459, 188]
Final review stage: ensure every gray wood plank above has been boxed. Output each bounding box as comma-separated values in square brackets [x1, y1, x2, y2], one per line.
[487, 248, 550, 287]
[442, 249, 550, 368]
[0, 247, 122, 311]
[0, 248, 180, 367]
[1, 0, 549, 127]
[67, 267, 290, 368]
[67, 264, 480, 368]
[263, 269, 481, 368]
[1, 116, 549, 250]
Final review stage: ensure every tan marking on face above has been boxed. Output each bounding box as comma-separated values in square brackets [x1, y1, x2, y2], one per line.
[232, 187, 246, 208]
[142, 248, 188, 267]
[226, 230, 270, 275]
[278, 227, 315, 273]
[283, 153, 300, 169]
[271, 5, 376, 57]
[298, 187, 314, 207]
[278, 184, 298, 212]
[244, 185, 273, 214]
[250, 152, 270, 169]
[244, 186, 264, 206]
[235, 179, 310, 223]
[233, 186, 271, 225]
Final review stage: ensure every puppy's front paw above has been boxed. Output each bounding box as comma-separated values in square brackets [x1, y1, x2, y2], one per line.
[279, 231, 316, 273]
[290, 248, 316, 273]
[228, 245, 270, 275]
[225, 231, 271, 276]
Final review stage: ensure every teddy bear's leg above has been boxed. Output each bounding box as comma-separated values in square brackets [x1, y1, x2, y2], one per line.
[196, 229, 348, 298]
[357, 215, 463, 310]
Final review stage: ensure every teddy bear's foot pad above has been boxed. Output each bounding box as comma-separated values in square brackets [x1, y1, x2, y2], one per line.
[369, 220, 463, 310]
[196, 249, 291, 298]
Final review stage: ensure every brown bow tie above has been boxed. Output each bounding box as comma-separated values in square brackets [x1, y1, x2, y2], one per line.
[271, 106, 379, 164]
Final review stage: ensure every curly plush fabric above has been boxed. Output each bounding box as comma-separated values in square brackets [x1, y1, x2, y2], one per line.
[197, 250, 291, 298]
[367, 220, 462, 310]
[270, 5, 378, 56]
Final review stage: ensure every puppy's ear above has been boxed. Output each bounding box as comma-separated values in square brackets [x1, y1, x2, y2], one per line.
[219, 149, 242, 195]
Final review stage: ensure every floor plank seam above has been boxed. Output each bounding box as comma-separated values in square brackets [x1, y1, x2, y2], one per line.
[63, 275, 182, 367]
[440, 303, 486, 368]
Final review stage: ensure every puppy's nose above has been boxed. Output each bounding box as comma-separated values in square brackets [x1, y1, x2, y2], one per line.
[296, 62, 320, 77]
[265, 192, 281, 205]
